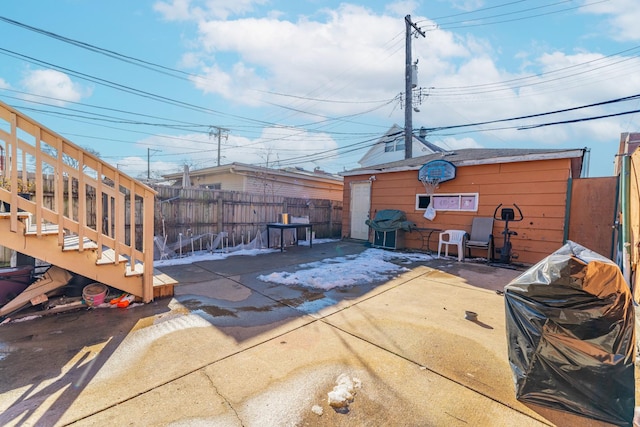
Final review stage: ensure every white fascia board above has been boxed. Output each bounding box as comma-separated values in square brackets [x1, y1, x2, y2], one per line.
[341, 149, 585, 177]
[461, 150, 585, 165]
[341, 168, 390, 177]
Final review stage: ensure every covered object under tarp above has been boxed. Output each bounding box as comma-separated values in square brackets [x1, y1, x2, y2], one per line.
[504, 241, 635, 426]
[365, 209, 415, 232]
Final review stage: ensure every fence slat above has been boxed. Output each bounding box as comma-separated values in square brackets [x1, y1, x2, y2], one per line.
[151, 186, 342, 245]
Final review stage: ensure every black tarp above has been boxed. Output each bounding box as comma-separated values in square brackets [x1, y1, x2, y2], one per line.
[365, 209, 415, 232]
[504, 241, 635, 426]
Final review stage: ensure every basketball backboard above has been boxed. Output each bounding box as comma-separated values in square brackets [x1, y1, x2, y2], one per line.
[418, 159, 456, 183]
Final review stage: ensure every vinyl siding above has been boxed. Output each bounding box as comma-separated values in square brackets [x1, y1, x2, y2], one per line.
[344, 158, 573, 264]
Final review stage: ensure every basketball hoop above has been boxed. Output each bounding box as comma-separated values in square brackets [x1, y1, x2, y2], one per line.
[419, 175, 440, 221]
[418, 160, 454, 222]
[420, 176, 440, 196]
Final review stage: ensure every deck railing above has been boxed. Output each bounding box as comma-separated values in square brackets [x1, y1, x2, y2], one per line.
[0, 100, 157, 301]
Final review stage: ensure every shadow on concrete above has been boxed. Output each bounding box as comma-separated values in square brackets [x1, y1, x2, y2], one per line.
[165, 242, 390, 343]
[0, 300, 171, 426]
[0, 241, 533, 426]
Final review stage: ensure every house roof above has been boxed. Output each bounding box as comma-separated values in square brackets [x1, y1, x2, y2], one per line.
[357, 124, 444, 166]
[342, 147, 587, 176]
[414, 127, 445, 153]
[163, 162, 343, 184]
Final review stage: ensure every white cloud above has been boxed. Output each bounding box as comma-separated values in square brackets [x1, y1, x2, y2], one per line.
[154, 0, 268, 21]
[148, 2, 640, 176]
[20, 69, 89, 105]
[449, 1, 485, 12]
[579, 0, 640, 42]
[114, 155, 179, 179]
[179, 51, 204, 69]
[246, 126, 339, 168]
[192, 4, 439, 118]
[134, 125, 338, 173]
[154, 0, 195, 21]
[0, 78, 10, 89]
[385, 1, 419, 17]
[191, 62, 267, 105]
[436, 137, 482, 150]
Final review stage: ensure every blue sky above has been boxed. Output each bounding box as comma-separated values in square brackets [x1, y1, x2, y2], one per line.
[1, 0, 639, 179]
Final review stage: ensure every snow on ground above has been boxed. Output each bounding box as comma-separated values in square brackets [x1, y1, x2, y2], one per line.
[258, 247, 433, 290]
[153, 238, 333, 267]
[155, 239, 433, 291]
[327, 373, 362, 408]
[2, 241, 434, 324]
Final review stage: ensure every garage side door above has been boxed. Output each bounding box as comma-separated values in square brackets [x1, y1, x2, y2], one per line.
[350, 181, 371, 240]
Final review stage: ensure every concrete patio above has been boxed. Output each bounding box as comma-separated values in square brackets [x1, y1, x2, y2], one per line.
[0, 240, 635, 426]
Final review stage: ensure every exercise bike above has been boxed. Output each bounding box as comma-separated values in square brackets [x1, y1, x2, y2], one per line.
[493, 203, 523, 264]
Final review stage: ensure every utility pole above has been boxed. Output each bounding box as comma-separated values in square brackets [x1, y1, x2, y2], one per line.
[405, 14, 425, 160]
[209, 126, 229, 167]
[147, 148, 161, 181]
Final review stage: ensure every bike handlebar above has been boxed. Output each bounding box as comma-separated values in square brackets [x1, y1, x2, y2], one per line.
[512, 203, 523, 221]
[493, 203, 524, 221]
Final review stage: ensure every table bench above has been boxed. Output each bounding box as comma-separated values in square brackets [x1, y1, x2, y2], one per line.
[267, 223, 313, 252]
[411, 227, 443, 254]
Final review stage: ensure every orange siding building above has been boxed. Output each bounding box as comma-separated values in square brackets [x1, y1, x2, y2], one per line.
[342, 148, 586, 265]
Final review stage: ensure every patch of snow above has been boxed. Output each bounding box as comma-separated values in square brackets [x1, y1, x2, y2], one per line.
[311, 405, 323, 416]
[154, 238, 339, 267]
[11, 315, 42, 323]
[258, 248, 433, 290]
[154, 247, 276, 267]
[327, 373, 361, 408]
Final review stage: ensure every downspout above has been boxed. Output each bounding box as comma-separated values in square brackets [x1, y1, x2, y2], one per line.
[562, 176, 572, 244]
[619, 155, 631, 286]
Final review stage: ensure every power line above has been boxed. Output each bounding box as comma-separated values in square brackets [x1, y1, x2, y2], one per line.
[0, 15, 198, 82]
[1, 6, 634, 173]
[417, 0, 609, 31]
[424, 93, 640, 132]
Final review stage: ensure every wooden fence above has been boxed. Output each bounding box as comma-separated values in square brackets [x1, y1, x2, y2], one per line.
[1, 182, 343, 265]
[152, 185, 342, 248]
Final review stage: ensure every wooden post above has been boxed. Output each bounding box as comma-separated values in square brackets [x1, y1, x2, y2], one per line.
[329, 200, 333, 238]
[142, 189, 155, 302]
[217, 196, 223, 234]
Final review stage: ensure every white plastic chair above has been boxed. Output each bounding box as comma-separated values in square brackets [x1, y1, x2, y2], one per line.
[438, 230, 467, 261]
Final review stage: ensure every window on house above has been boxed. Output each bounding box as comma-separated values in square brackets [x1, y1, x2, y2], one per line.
[384, 138, 405, 152]
[415, 193, 478, 212]
[206, 183, 221, 190]
[417, 195, 431, 209]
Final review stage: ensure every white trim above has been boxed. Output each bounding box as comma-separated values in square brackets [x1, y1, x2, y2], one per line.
[415, 192, 479, 212]
[342, 149, 585, 177]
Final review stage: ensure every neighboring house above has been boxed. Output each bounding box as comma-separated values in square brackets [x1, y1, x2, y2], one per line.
[357, 124, 444, 167]
[163, 162, 344, 202]
[340, 147, 617, 266]
[614, 132, 640, 175]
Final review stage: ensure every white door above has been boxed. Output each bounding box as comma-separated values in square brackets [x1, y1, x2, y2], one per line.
[350, 181, 371, 240]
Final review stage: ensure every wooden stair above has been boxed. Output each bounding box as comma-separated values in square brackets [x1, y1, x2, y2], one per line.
[0, 213, 175, 303]
[0, 99, 171, 309]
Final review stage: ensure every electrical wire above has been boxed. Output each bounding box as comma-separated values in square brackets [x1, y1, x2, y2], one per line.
[0, 4, 632, 172]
